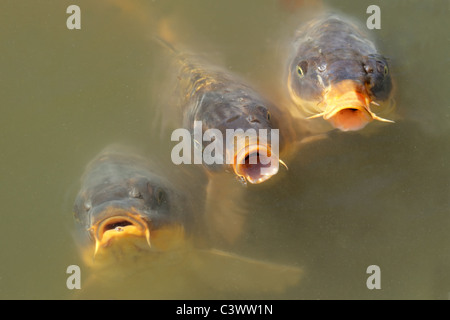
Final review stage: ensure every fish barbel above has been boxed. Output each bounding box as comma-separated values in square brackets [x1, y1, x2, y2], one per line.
[286, 14, 395, 131]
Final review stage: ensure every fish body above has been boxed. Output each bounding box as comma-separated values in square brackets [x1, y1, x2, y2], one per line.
[286, 14, 394, 131]
[159, 40, 295, 184]
[72, 146, 302, 298]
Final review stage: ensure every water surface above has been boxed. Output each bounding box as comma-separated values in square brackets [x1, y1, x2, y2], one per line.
[0, 0, 448, 299]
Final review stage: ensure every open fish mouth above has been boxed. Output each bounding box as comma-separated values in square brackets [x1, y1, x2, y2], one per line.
[233, 144, 283, 184]
[90, 213, 151, 256]
[86, 207, 187, 262]
[309, 80, 394, 131]
[325, 105, 374, 132]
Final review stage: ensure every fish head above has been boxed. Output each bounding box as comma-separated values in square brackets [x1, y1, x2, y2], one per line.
[288, 54, 393, 131]
[73, 174, 190, 268]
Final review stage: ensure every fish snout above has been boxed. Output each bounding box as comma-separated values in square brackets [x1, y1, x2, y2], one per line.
[321, 79, 394, 131]
[322, 79, 372, 131]
[233, 144, 280, 184]
[90, 211, 151, 254]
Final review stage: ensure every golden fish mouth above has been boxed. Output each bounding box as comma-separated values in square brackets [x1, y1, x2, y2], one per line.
[309, 80, 394, 131]
[233, 144, 286, 184]
[84, 208, 188, 265]
[325, 105, 373, 132]
[90, 213, 151, 256]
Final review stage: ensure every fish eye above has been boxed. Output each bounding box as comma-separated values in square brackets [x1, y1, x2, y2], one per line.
[376, 60, 388, 75]
[297, 61, 308, 78]
[156, 188, 166, 206]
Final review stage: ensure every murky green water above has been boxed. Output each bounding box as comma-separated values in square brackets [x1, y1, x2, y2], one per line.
[0, 0, 449, 299]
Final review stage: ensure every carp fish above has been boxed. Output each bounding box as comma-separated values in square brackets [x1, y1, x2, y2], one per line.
[72, 146, 302, 299]
[285, 14, 395, 131]
[158, 37, 295, 185]
[100, 0, 296, 184]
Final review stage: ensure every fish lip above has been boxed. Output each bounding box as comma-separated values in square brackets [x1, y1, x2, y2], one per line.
[233, 144, 279, 184]
[89, 209, 151, 250]
[322, 81, 371, 117]
[319, 80, 376, 131]
[320, 99, 394, 131]
[323, 103, 371, 120]
[325, 106, 373, 132]
[97, 215, 147, 240]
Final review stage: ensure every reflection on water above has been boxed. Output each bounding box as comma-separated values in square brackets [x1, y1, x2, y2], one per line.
[0, 0, 448, 299]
